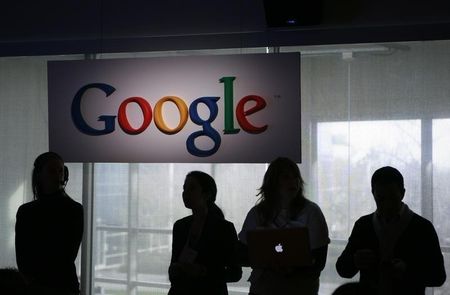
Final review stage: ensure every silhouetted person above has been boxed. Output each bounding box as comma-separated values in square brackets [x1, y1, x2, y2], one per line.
[0, 268, 27, 295]
[168, 171, 242, 295]
[336, 166, 446, 295]
[15, 152, 83, 295]
[238, 157, 330, 295]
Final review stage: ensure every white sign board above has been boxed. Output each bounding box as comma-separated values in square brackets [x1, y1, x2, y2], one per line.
[48, 53, 301, 163]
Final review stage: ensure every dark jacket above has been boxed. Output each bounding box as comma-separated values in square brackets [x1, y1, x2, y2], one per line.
[336, 212, 446, 295]
[15, 191, 83, 293]
[169, 214, 242, 295]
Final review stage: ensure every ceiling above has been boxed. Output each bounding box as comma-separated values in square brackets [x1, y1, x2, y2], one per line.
[1, 0, 450, 56]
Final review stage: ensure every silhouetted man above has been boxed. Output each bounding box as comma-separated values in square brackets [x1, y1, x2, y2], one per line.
[336, 166, 446, 295]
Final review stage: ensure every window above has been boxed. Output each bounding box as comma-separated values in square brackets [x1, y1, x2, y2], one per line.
[432, 119, 450, 294]
[3, 40, 450, 295]
[432, 119, 450, 247]
[317, 120, 421, 240]
[87, 163, 266, 294]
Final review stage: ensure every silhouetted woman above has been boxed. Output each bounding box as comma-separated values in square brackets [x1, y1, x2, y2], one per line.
[239, 157, 330, 295]
[168, 171, 242, 295]
[15, 152, 83, 295]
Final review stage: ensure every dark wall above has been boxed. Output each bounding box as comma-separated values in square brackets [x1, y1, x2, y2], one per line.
[0, 0, 265, 41]
[1, 0, 450, 56]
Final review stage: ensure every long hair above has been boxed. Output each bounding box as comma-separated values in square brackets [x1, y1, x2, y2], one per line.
[32, 152, 64, 200]
[256, 157, 305, 225]
[186, 171, 224, 219]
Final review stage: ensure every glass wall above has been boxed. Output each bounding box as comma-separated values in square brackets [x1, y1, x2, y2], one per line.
[1, 41, 450, 295]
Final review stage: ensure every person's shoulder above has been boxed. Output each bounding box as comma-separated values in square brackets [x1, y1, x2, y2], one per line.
[65, 196, 83, 208]
[223, 218, 234, 226]
[410, 212, 435, 230]
[16, 201, 43, 222]
[356, 213, 374, 223]
[242, 205, 262, 225]
[17, 200, 39, 214]
[303, 199, 322, 212]
[220, 218, 237, 231]
[60, 195, 83, 213]
[205, 216, 236, 237]
[300, 199, 326, 220]
[411, 212, 431, 223]
[246, 205, 260, 217]
[343, 214, 374, 238]
[239, 206, 261, 240]
[173, 215, 192, 228]
[350, 213, 374, 228]
[294, 199, 317, 220]
[206, 214, 233, 227]
[17, 200, 37, 210]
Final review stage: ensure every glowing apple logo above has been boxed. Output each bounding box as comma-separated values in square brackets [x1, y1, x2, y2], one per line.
[275, 243, 284, 253]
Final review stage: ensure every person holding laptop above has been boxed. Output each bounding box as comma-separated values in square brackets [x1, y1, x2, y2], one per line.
[239, 157, 330, 295]
[168, 171, 242, 295]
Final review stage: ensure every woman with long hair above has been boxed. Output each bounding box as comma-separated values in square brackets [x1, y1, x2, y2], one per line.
[15, 152, 83, 295]
[169, 171, 242, 295]
[239, 157, 330, 295]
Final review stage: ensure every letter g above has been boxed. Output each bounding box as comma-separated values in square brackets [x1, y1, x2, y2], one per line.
[71, 83, 117, 135]
[186, 96, 221, 157]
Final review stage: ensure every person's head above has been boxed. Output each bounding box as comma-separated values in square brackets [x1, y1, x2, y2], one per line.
[371, 166, 405, 218]
[257, 157, 305, 223]
[332, 282, 374, 295]
[259, 157, 305, 204]
[183, 171, 224, 219]
[32, 152, 66, 200]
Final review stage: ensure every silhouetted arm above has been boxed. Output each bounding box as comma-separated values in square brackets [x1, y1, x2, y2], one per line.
[15, 206, 33, 278]
[195, 221, 243, 282]
[336, 221, 362, 279]
[306, 204, 329, 274]
[237, 241, 250, 267]
[223, 222, 242, 282]
[237, 206, 258, 267]
[69, 204, 84, 261]
[408, 221, 446, 287]
[311, 245, 328, 273]
[168, 221, 181, 283]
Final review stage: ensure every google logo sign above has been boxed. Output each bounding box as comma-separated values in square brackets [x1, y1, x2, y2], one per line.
[71, 76, 268, 157]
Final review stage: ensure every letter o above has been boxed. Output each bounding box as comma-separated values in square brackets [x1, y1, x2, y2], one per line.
[118, 97, 153, 135]
[154, 96, 189, 135]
